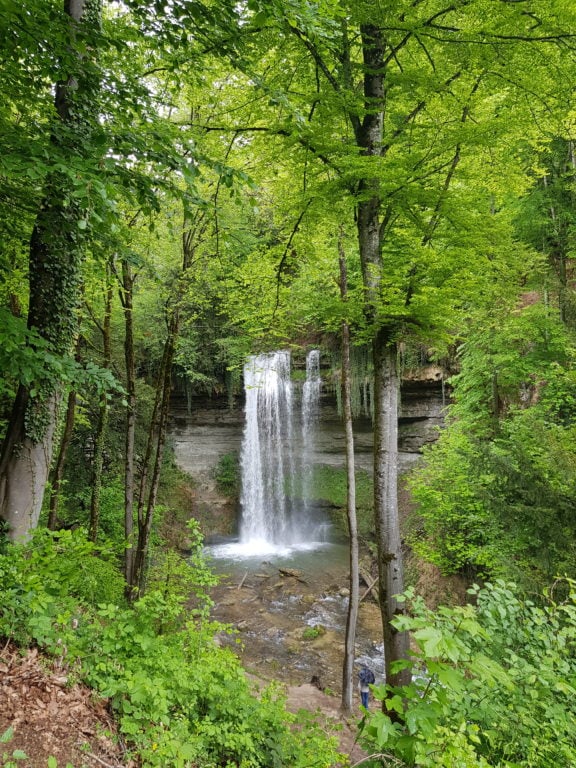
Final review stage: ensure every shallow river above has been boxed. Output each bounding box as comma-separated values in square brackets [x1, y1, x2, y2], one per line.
[205, 534, 386, 692]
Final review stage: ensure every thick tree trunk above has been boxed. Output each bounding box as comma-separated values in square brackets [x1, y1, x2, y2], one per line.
[0, 0, 100, 541]
[0, 389, 60, 541]
[339, 247, 360, 714]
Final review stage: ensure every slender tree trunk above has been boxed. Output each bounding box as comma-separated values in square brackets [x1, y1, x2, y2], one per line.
[339, 244, 360, 714]
[120, 259, 137, 584]
[47, 389, 77, 530]
[130, 314, 178, 597]
[127, 213, 201, 597]
[88, 269, 113, 542]
[372, 333, 410, 687]
[0, 0, 101, 541]
[353, 23, 410, 687]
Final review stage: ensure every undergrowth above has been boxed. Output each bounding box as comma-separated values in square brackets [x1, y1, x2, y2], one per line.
[0, 526, 342, 768]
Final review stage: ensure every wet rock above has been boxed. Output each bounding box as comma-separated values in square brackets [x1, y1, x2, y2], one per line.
[279, 568, 306, 583]
[310, 628, 341, 651]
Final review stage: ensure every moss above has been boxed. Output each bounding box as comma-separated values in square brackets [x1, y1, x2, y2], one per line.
[213, 452, 240, 496]
[295, 465, 374, 538]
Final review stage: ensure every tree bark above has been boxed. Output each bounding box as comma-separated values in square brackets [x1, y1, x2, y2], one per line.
[339, 244, 360, 714]
[372, 333, 410, 687]
[120, 259, 137, 584]
[0, 0, 101, 541]
[352, 23, 411, 687]
[47, 389, 77, 530]
[127, 211, 203, 597]
[88, 268, 113, 543]
[130, 314, 177, 597]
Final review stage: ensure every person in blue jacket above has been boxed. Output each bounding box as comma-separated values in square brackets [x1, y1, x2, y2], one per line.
[358, 665, 375, 709]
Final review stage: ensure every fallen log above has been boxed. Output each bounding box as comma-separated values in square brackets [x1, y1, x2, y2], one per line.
[359, 575, 378, 602]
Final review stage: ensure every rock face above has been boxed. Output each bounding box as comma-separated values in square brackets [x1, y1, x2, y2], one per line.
[169, 379, 447, 485]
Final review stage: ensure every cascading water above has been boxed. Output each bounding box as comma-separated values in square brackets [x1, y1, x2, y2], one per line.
[301, 350, 321, 519]
[239, 351, 295, 547]
[211, 349, 330, 558]
[211, 350, 330, 559]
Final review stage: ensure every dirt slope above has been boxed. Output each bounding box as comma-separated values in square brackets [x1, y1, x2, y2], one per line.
[1, 643, 367, 768]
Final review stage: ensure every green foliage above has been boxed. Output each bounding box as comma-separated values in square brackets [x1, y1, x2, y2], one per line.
[0, 529, 125, 650]
[361, 580, 576, 768]
[408, 423, 501, 577]
[295, 465, 374, 536]
[409, 297, 576, 588]
[146, 520, 218, 621]
[213, 452, 240, 496]
[0, 309, 122, 404]
[0, 528, 341, 768]
[302, 624, 325, 640]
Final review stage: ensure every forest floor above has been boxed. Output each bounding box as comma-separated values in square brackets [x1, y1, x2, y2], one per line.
[0, 641, 368, 768]
[0, 642, 129, 768]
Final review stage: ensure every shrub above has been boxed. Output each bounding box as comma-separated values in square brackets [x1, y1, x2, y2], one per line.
[213, 452, 240, 496]
[361, 579, 576, 768]
[0, 528, 342, 768]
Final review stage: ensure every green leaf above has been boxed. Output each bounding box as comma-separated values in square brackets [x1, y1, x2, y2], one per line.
[436, 665, 466, 692]
[372, 712, 400, 747]
[413, 626, 443, 657]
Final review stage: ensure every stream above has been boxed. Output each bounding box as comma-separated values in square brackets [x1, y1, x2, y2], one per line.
[206, 536, 386, 692]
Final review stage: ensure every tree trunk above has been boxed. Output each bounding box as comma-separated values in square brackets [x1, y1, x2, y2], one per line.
[130, 314, 177, 597]
[127, 211, 201, 597]
[88, 270, 113, 543]
[352, 23, 411, 686]
[0, 0, 101, 541]
[372, 333, 410, 687]
[0, 389, 60, 541]
[120, 259, 137, 584]
[47, 388, 77, 530]
[339, 245, 360, 714]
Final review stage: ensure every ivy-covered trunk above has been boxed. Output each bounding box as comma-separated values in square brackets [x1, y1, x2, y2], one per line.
[0, 0, 101, 541]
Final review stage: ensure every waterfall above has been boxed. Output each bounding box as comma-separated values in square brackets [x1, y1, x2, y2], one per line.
[239, 351, 294, 547]
[301, 350, 321, 518]
[235, 349, 328, 556]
